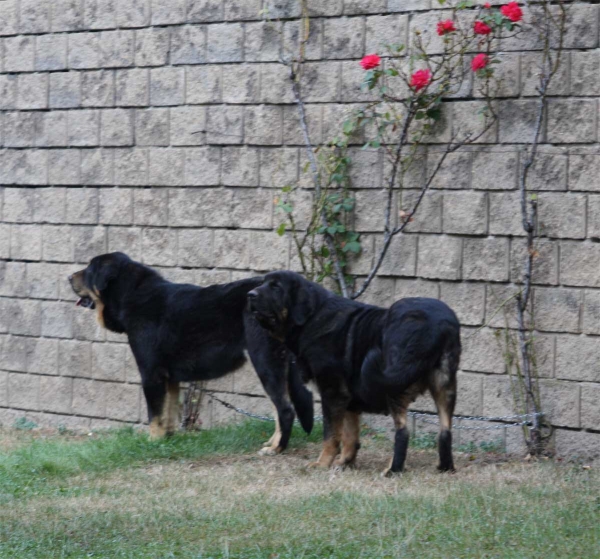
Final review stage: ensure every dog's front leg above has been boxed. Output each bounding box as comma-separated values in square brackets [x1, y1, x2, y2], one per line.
[309, 382, 349, 469]
[143, 378, 179, 439]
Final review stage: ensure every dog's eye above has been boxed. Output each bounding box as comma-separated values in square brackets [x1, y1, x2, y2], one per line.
[271, 282, 281, 292]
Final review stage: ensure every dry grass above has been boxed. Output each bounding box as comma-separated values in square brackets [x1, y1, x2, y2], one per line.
[0, 423, 598, 558]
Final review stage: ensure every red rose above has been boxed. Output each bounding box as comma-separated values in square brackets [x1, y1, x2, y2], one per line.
[501, 2, 523, 22]
[471, 53, 489, 71]
[474, 20, 492, 35]
[484, 2, 491, 8]
[410, 69, 432, 92]
[436, 20, 456, 36]
[360, 54, 381, 70]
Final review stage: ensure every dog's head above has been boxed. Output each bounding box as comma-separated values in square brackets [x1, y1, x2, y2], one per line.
[247, 271, 317, 339]
[69, 252, 131, 328]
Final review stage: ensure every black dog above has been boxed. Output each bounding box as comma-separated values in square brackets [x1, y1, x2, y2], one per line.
[248, 271, 461, 474]
[69, 252, 313, 453]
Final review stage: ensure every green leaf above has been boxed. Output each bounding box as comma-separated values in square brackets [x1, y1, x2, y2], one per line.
[343, 119, 356, 135]
[327, 226, 337, 235]
[276, 223, 286, 236]
[281, 185, 292, 193]
[426, 107, 442, 121]
[370, 140, 381, 148]
[343, 241, 362, 254]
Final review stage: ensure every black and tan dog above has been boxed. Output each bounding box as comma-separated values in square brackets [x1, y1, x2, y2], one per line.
[69, 252, 313, 453]
[248, 271, 461, 474]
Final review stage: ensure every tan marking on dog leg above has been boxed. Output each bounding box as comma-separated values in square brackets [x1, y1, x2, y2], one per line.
[259, 408, 282, 456]
[149, 416, 167, 439]
[333, 411, 361, 469]
[163, 381, 180, 435]
[430, 373, 457, 472]
[308, 413, 344, 469]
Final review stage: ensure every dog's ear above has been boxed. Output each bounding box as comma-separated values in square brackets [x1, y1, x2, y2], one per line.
[91, 261, 120, 292]
[291, 284, 316, 326]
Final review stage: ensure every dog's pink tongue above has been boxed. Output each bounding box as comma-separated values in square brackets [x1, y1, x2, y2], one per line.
[76, 298, 83, 307]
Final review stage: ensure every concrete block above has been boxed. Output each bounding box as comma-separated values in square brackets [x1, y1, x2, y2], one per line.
[171, 25, 206, 65]
[3, 36, 34, 72]
[556, 335, 600, 383]
[188, 0, 223, 22]
[534, 287, 581, 333]
[472, 149, 517, 190]
[582, 290, 600, 335]
[571, 51, 600, 96]
[3, 188, 34, 222]
[8, 373, 39, 410]
[135, 28, 169, 67]
[68, 110, 100, 146]
[186, 65, 222, 104]
[98, 30, 135, 68]
[150, 67, 184, 106]
[207, 23, 243, 63]
[35, 35, 67, 71]
[84, 0, 117, 30]
[82, 149, 114, 185]
[440, 282, 485, 326]
[41, 301, 72, 339]
[115, 68, 149, 107]
[224, 0, 261, 20]
[17, 74, 48, 110]
[114, 148, 148, 186]
[555, 428, 600, 460]
[65, 186, 99, 225]
[248, 21, 284, 62]
[560, 242, 600, 288]
[205, 105, 243, 144]
[365, 14, 408, 53]
[36, 112, 68, 147]
[463, 237, 509, 282]
[101, 109, 134, 146]
[72, 378, 105, 417]
[417, 235, 462, 280]
[116, 0, 151, 28]
[498, 100, 543, 143]
[395, 278, 439, 299]
[104, 382, 140, 422]
[547, 100, 597, 144]
[178, 229, 214, 267]
[488, 192, 526, 237]
[72, 226, 106, 263]
[170, 106, 206, 146]
[51, 0, 84, 32]
[92, 343, 126, 382]
[48, 149, 80, 186]
[538, 193, 586, 240]
[39, 376, 73, 414]
[148, 148, 185, 186]
[214, 230, 250, 269]
[222, 64, 260, 104]
[135, 109, 169, 146]
[462, 327, 505, 374]
[323, 17, 364, 59]
[11, 225, 42, 261]
[443, 191, 487, 235]
[0, 0, 18, 36]
[99, 189, 133, 225]
[133, 189, 167, 226]
[222, 147, 260, 186]
[27, 262, 60, 299]
[68, 32, 100, 69]
[107, 227, 141, 261]
[42, 225, 73, 262]
[185, 146, 221, 186]
[151, 0, 185, 24]
[82, 70, 115, 107]
[259, 63, 295, 104]
[141, 228, 177, 266]
[580, 383, 600, 430]
[0, 75, 17, 109]
[510, 238, 558, 286]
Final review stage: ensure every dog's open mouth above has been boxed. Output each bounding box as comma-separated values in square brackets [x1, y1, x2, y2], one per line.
[76, 296, 95, 310]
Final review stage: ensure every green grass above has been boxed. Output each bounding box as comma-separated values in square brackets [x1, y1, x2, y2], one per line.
[0, 422, 598, 559]
[0, 421, 322, 502]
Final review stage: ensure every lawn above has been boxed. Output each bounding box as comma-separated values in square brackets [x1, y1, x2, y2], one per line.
[0, 421, 598, 559]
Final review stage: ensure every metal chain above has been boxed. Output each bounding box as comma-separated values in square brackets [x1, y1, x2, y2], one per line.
[206, 392, 542, 431]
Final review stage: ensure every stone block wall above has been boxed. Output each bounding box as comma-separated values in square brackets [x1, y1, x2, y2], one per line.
[0, 0, 598, 457]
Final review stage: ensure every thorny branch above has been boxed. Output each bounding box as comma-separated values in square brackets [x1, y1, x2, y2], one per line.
[513, 0, 567, 453]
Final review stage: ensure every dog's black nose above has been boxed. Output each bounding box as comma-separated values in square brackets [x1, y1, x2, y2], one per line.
[247, 290, 258, 299]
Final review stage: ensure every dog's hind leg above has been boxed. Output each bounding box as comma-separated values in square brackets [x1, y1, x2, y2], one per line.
[382, 393, 414, 477]
[333, 411, 361, 469]
[430, 354, 457, 472]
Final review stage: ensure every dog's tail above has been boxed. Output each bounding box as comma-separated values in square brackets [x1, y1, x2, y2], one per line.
[361, 317, 460, 401]
[288, 359, 314, 435]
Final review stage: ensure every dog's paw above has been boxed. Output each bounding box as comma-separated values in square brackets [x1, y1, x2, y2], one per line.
[381, 467, 402, 478]
[307, 461, 328, 469]
[332, 458, 356, 470]
[258, 446, 279, 456]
